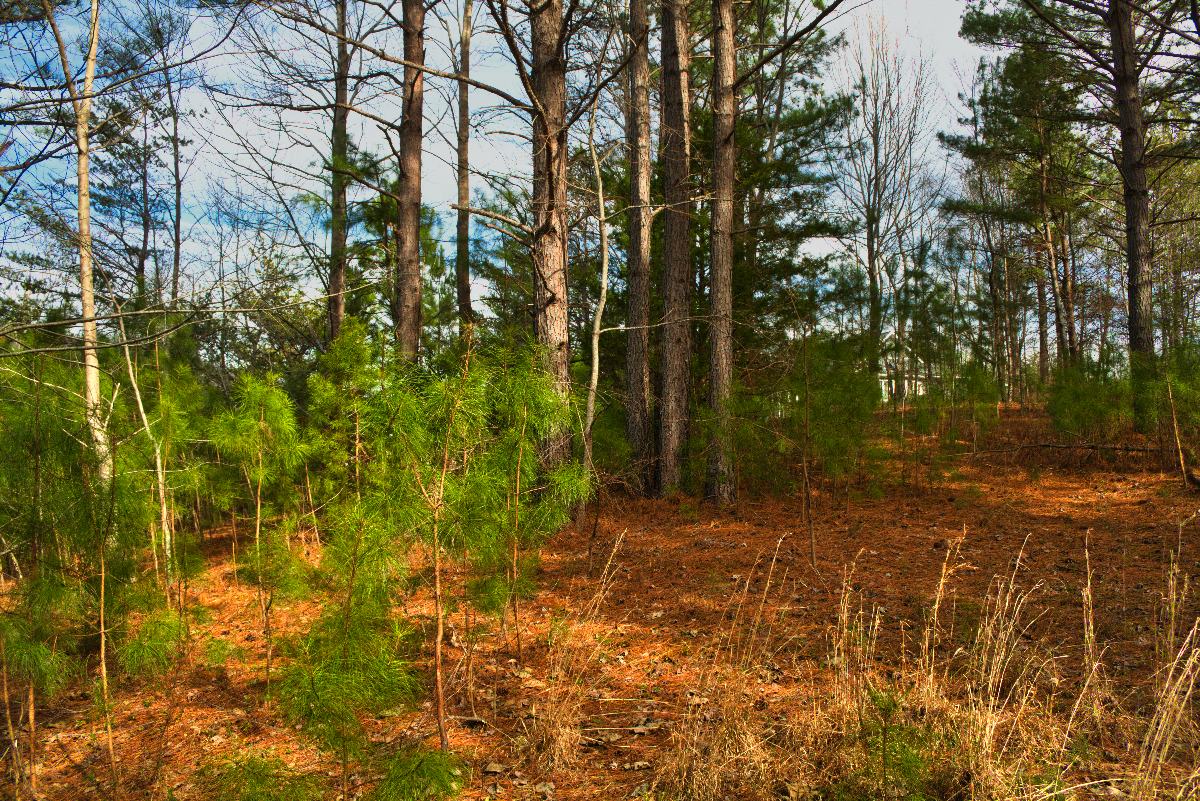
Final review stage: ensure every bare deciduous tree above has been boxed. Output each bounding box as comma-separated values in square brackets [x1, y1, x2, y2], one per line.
[834, 22, 935, 381]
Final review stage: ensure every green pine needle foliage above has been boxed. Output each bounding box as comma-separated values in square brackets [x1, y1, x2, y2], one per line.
[277, 499, 420, 756]
[118, 608, 187, 677]
[199, 752, 324, 801]
[204, 636, 246, 668]
[1155, 345, 1200, 443]
[1046, 362, 1130, 442]
[369, 748, 466, 801]
[276, 610, 421, 755]
[173, 532, 210, 581]
[0, 614, 75, 698]
[308, 324, 591, 617]
[235, 519, 311, 600]
[274, 324, 588, 799]
[0, 349, 165, 706]
[717, 335, 880, 494]
[211, 373, 306, 517]
[466, 560, 538, 618]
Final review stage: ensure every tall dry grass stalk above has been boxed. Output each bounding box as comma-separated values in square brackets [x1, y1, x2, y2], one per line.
[520, 529, 626, 771]
[650, 528, 1200, 801]
[1132, 620, 1200, 799]
[657, 542, 803, 801]
[919, 530, 965, 702]
[1157, 555, 1191, 696]
[1061, 537, 1112, 760]
[830, 557, 881, 709]
[961, 547, 1064, 796]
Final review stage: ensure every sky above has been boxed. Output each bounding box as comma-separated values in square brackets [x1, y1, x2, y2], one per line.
[865, 0, 986, 102]
[0, 0, 990, 280]
[173, 0, 990, 237]
[411, 0, 989, 212]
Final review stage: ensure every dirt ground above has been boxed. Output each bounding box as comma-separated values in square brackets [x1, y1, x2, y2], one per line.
[32, 417, 1200, 800]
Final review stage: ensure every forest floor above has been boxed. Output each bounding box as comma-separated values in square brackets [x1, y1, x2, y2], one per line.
[33, 409, 1200, 800]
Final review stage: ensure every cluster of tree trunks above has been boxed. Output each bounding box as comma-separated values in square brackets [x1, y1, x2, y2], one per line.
[46, 0, 1174, 497]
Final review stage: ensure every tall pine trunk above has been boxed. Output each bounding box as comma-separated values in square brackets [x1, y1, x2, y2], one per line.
[1038, 145, 1066, 366]
[395, 0, 425, 358]
[166, 67, 183, 307]
[657, 0, 692, 493]
[1109, 0, 1155, 431]
[625, 0, 653, 491]
[455, 0, 474, 330]
[865, 213, 883, 376]
[707, 0, 736, 503]
[78, 0, 109, 482]
[1045, 219, 1067, 363]
[1058, 225, 1077, 360]
[530, 0, 571, 465]
[328, 0, 350, 341]
[1036, 252, 1050, 384]
[138, 118, 151, 305]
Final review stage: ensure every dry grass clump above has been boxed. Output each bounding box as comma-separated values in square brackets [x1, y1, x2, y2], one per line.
[519, 531, 626, 772]
[1130, 557, 1200, 801]
[655, 540, 1200, 801]
[522, 687, 586, 772]
[657, 679, 791, 801]
[1132, 620, 1200, 799]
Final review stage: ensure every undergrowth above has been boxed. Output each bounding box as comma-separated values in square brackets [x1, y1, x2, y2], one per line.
[654, 543, 1200, 801]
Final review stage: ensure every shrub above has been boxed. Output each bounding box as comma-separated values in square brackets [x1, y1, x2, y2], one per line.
[1046, 363, 1130, 441]
[282, 327, 584, 798]
[235, 519, 310, 601]
[369, 748, 465, 801]
[117, 608, 187, 677]
[1158, 344, 1200, 452]
[200, 752, 324, 801]
[718, 335, 880, 495]
[212, 372, 306, 694]
[276, 507, 422, 757]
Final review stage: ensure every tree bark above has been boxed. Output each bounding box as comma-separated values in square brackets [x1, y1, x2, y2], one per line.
[137, 116, 151, 306]
[165, 66, 183, 307]
[1036, 251, 1050, 384]
[584, 106, 610, 474]
[1058, 225, 1077, 360]
[394, 0, 425, 358]
[1109, 0, 1155, 431]
[1002, 251, 1020, 400]
[455, 0, 474, 331]
[45, 0, 111, 482]
[530, 0, 571, 466]
[982, 223, 1006, 396]
[866, 217, 882, 376]
[78, 2, 110, 483]
[657, 0, 692, 493]
[707, 0, 736, 504]
[328, 0, 350, 341]
[1045, 219, 1067, 363]
[625, 0, 653, 492]
[1037, 144, 1066, 366]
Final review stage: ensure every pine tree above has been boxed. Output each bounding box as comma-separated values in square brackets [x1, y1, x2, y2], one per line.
[0, 344, 157, 792]
[211, 374, 304, 697]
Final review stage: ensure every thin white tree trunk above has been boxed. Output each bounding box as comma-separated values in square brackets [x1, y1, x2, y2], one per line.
[583, 102, 609, 474]
[115, 309, 173, 584]
[44, 0, 111, 483]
